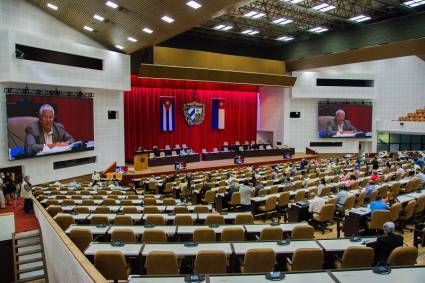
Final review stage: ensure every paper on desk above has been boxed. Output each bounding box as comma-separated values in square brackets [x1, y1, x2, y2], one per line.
[36, 143, 73, 156]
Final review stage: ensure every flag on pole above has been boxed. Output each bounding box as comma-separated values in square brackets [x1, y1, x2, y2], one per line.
[212, 98, 225, 129]
[160, 96, 175, 131]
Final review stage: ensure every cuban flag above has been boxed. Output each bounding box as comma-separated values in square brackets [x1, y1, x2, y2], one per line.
[212, 98, 225, 129]
[160, 96, 175, 131]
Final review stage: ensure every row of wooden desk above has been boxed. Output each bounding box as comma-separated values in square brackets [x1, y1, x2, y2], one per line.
[128, 266, 425, 283]
[66, 222, 306, 236]
[84, 237, 377, 256]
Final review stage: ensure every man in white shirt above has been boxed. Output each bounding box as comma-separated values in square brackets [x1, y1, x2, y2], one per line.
[239, 181, 254, 211]
[396, 165, 404, 176]
[308, 193, 326, 214]
[21, 176, 33, 213]
[0, 176, 5, 208]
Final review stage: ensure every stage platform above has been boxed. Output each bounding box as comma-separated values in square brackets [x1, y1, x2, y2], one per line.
[123, 153, 315, 183]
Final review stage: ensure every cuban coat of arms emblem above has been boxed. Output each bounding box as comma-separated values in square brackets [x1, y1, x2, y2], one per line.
[183, 101, 205, 126]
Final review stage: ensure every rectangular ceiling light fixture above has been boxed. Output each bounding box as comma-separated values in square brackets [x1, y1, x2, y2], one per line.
[115, 45, 124, 50]
[312, 3, 336, 12]
[283, 0, 304, 4]
[105, 1, 118, 9]
[309, 26, 328, 33]
[272, 18, 293, 25]
[241, 29, 259, 35]
[277, 35, 294, 41]
[186, 1, 202, 9]
[403, 0, 425, 7]
[161, 15, 175, 23]
[93, 14, 105, 21]
[349, 14, 371, 22]
[243, 11, 265, 19]
[127, 37, 137, 42]
[83, 26, 93, 31]
[214, 24, 233, 31]
[47, 3, 58, 10]
[143, 27, 153, 34]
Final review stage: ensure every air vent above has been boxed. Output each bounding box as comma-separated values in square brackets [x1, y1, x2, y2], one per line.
[53, 156, 97, 170]
[15, 44, 103, 70]
[317, 78, 374, 87]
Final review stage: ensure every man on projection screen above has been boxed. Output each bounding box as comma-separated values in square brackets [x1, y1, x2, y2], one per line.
[326, 109, 357, 137]
[24, 104, 75, 155]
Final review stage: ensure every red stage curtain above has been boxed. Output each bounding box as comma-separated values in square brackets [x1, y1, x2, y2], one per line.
[124, 77, 258, 162]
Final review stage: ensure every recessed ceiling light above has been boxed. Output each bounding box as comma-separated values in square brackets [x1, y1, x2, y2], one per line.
[93, 14, 105, 21]
[277, 35, 294, 41]
[115, 45, 124, 50]
[272, 18, 293, 25]
[283, 0, 304, 3]
[186, 1, 202, 9]
[309, 26, 328, 33]
[143, 27, 153, 34]
[47, 3, 58, 10]
[83, 26, 93, 32]
[214, 24, 233, 31]
[127, 37, 137, 42]
[241, 29, 259, 35]
[161, 15, 175, 23]
[403, 0, 425, 7]
[312, 3, 336, 12]
[349, 14, 372, 22]
[243, 11, 265, 19]
[105, 1, 118, 9]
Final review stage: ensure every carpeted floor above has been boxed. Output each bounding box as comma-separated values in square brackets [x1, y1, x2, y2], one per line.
[0, 197, 39, 233]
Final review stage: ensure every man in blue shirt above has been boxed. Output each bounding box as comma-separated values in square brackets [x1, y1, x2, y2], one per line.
[365, 180, 377, 201]
[369, 194, 388, 212]
[336, 187, 349, 208]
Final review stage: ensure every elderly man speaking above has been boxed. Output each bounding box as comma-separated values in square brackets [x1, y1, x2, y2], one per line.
[326, 109, 356, 137]
[25, 104, 75, 155]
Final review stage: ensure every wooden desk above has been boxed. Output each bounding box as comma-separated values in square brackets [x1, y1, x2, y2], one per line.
[84, 242, 143, 256]
[141, 242, 232, 256]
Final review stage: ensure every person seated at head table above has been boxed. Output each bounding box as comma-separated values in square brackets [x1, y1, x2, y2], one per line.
[326, 109, 357, 136]
[25, 104, 75, 155]
[366, 222, 403, 265]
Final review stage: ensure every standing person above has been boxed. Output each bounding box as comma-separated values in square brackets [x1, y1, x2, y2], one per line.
[239, 180, 254, 211]
[4, 172, 13, 206]
[22, 176, 33, 213]
[0, 174, 5, 209]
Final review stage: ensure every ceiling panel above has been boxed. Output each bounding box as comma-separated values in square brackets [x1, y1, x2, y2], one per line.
[27, 0, 251, 53]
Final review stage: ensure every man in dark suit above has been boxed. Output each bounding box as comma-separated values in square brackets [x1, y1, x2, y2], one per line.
[25, 104, 74, 155]
[366, 222, 404, 264]
[326, 109, 356, 136]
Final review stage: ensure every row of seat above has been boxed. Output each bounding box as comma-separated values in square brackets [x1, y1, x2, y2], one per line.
[93, 245, 418, 280]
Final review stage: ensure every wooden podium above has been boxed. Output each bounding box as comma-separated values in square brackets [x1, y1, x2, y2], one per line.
[134, 153, 148, 171]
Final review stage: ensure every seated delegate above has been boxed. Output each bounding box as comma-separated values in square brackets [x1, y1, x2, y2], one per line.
[25, 104, 75, 155]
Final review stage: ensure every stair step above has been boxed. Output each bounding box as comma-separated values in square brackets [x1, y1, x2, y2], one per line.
[17, 244, 42, 254]
[15, 230, 41, 240]
[18, 252, 43, 262]
[17, 274, 46, 282]
[16, 249, 42, 257]
[15, 241, 41, 248]
[16, 236, 41, 245]
[18, 269, 45, 280]
[18, 260, 44, 271]
[17, 257, 44, 265]
[17, 265, 45, 274]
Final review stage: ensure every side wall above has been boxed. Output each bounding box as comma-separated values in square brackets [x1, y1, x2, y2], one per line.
[260, 56, 425, 153]
[0, 0, 129, 184]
